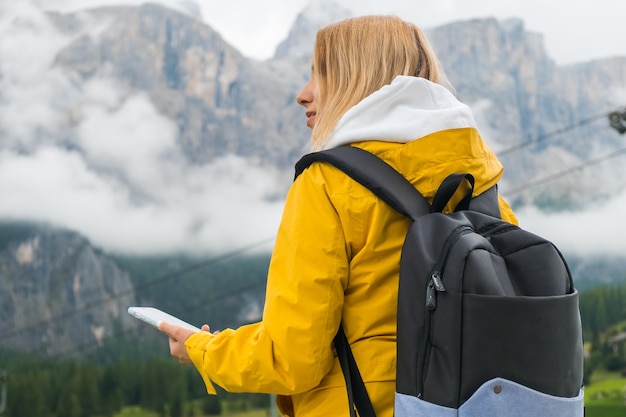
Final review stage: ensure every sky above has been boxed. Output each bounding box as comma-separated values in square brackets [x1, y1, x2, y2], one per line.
[35, 0, 626, 65]
[210, 0, 626, 66]
[1, 0, 626, 259]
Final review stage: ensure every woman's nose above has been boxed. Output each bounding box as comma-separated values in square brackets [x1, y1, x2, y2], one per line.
[297, 81, 313, 106]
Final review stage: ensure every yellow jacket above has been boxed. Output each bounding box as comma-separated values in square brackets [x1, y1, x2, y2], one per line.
[185, 134, 517, 417]
[185, 77, 517, 416]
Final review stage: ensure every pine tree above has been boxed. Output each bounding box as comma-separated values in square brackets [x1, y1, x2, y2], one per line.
[57, 393, 82, 417]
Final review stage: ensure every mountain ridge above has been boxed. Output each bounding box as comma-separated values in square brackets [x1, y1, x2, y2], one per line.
[1, 2, 625, 355]
[2, 1, 625, 254]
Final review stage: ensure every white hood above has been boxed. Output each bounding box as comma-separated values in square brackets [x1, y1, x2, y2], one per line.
[323, 76, 477, 150]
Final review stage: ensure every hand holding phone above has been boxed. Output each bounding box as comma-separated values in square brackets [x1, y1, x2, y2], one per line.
[128, 307, 201, 332]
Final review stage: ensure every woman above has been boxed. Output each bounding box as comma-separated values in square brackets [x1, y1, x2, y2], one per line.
[160, 15, 517, 417]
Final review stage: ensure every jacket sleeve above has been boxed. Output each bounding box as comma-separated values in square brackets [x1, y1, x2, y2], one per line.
[185, 164, 348, 395]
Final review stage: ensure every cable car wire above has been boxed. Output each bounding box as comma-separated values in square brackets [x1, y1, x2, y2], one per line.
[497, 110, 613, 156]
[502, 145, 626, 195]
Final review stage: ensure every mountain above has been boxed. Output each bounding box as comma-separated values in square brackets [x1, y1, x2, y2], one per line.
[424, 17, 626, 208]
[273, 1, 352, 61]
[1, 2, 626, 355]
[0, 223, 137, 355]
[46, 4, 626, 206]
[47, 3, 308, 168]
[2, 2, 625, 244]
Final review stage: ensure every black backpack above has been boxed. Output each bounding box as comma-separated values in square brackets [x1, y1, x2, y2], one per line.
[295, 145, 584, 417]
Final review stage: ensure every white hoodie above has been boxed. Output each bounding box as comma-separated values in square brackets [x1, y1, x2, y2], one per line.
[324, 76, 477, 150]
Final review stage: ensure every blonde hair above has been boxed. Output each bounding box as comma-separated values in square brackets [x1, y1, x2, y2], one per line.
[311, 15, 443, 149]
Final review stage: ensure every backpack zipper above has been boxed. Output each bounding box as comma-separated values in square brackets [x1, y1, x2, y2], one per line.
[427, 225, 473, 308]
[416, 225, 473, 398]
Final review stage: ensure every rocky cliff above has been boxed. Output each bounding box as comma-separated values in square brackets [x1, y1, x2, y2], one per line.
[425, 18, 626, 207]
[0, 224, 137, 355]
[47, 3, 308, 168]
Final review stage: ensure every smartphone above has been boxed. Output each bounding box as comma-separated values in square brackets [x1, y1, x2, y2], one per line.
[127, 306, 201, 332]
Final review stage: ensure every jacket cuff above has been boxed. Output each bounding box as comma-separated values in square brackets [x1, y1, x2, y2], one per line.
[185, 332, 218, 395]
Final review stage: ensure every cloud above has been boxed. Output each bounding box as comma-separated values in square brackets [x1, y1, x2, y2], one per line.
[76, 89, 181, 194]
[0, 144, 283, 256]
[0, 2, 286, 257]
[0, 2, 72, 149]
[515, 194, 626, 257]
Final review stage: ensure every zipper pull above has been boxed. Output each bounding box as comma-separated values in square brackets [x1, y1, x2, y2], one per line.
[426, 272, 446, 311]
[426, 281, 437, 310]
[431, 271, 446, 292]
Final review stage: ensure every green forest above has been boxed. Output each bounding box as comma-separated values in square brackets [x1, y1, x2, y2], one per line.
[580, 283, 626, 416]
[1, 254, 626, 416]
[0, 351, 271, 417]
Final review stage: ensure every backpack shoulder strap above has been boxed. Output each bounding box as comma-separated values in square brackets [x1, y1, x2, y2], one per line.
[334, 326, 376, 417]
[294, 146, 431, 220]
